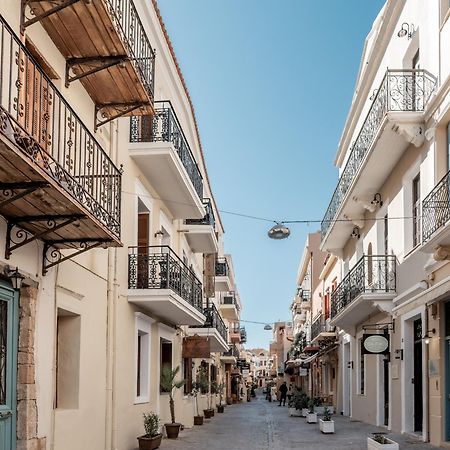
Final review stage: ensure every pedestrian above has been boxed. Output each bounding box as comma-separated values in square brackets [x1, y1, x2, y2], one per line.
[278, 381, 288, 406]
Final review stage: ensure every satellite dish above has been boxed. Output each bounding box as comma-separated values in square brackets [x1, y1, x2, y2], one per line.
[268, 223, 290, 240]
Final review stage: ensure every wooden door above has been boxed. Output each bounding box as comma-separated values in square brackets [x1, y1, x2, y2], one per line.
[137, 213, 149, 289]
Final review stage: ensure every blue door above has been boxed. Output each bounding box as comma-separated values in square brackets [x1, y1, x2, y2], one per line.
[0, 282, 18, 450]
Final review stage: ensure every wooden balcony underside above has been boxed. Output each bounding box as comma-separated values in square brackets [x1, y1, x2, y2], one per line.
[29, 1, 153, 117]
[0, 134, 121, 249]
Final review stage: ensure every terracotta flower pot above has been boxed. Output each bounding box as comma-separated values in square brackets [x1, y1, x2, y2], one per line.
[194, 415, 204, 425]
[164, 423, 181, 439]
[137, 434, 163, 450]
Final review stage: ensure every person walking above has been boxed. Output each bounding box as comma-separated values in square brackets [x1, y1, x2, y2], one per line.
[278, 381, 288, 406]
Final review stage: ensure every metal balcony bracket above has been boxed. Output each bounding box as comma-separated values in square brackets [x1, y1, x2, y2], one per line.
[42, 239, 108, 275]
[362, 321, 394, 332]
[95, 102, 148, 131]
[5, 214, 86, 259]
[21, 0, 84, 33]
[65, 56, 129, 88]
[0, 182, 49, 209]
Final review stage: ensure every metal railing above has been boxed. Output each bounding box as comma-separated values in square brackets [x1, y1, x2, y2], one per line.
[321, 70, 436, 241]
[128, 245, 203, 312]
[223, 344, 239, 358]
[200, 302, 227, 343]
[331, 255, 396, 319]
[0, 16, 121, 237]
[311, 313, 324, 342]
[130, 101, 203, 198]
[422, 169, 450, 242]
[240, 327, 247, 343]
[220, 291, 240, 309]
[185, 198, 215, 227]
[105, 0, 155, 99]
[215, 257, 229, 277]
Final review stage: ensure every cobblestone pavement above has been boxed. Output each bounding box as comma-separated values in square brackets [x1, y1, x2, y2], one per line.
[158, 393, 441, 450]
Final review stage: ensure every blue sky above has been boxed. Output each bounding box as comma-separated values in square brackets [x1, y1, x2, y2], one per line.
[157, 0, 386, 349]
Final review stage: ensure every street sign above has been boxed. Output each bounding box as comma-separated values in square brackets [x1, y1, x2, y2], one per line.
[203, 254, 216, 298]
[362, 333, 389, 355]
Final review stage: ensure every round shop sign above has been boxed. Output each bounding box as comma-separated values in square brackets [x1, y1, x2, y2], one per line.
[363, 335, 389, 354]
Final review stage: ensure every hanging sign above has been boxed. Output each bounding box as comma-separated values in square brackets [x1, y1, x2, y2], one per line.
[362, 333, 389, 355]
[182, 337, 211, 358]
[203, 254, 216, 298]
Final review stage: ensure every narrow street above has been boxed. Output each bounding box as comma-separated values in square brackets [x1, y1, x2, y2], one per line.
[161, 393, 440, 450]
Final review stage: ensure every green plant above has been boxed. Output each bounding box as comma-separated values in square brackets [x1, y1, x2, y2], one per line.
[308, 399, 315, 414]
[143, 412, 160, 438]
[313, 396, 323, 407]
[160, 366, 186, 424]
[322, 407, 332, 421]
[289, 390, 307, 410]
[216, 381, 226, 404]
[372, 434, 389, 444]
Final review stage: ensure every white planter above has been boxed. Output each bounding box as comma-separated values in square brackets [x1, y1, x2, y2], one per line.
[306, 412, 317, 423]
[314, 406, 325, 415]
[301, 408, 309, 417]
[289, 408, 302, 417]
[319, 419, 335, 434]
[367, 436, 399, 450]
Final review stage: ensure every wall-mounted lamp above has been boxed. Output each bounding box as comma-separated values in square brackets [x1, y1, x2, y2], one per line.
[4, 266, 25, 291]
[394, 349, 403, 360]
[351, 226, 360, 239]
[154, 230, 164, 238]
[422, 328, 436, 345]
[369, 89, 379, 101]
[371, 193, 383, 208]
[397, 23, 414, 39]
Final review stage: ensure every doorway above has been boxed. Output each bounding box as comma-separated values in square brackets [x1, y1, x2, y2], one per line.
[0, 282, 18, 450]
[413, 318, 423, 432]
[137, 199, 150, 289]
[383, 356, 389, 426]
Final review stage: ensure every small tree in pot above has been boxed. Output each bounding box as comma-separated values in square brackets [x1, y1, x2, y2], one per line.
[160, 365, 185, 439]
[137, 412, 162, 450]
[196, 367, 212, 419]
[319, 406, 335, 434]
[216, 382, 226, 413]
[306, 399, 318, 423]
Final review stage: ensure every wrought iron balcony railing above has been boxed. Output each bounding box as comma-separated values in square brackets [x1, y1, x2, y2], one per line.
[130, 101, 203, 198]
[240, 327, 247, 343]
[296, 288, 311, 302]
[422, 169, 450, 243]
[331, 255, 396, 319]
[321, 70, 436, 240]
[310, 313, 324, 342]
[220, 291, 240, 309]
[185, 198, 215, 228]
[222, 344, 239, 358]
[105, 0, 155, 99]
[215, 257, 229, 277]
[200, 302, 228, 343]
[128, 245, 203, 312]
[0, 16, 121, 237]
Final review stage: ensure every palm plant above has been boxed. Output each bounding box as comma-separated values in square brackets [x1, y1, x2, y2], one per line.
[160, 365, 186, 424]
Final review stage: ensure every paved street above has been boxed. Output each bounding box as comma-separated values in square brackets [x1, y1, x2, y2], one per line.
[160, 393, 440, 450]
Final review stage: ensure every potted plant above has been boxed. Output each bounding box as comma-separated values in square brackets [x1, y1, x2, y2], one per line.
[196, 367, 212, 419]
[319, 406, 335, 434]
[306, 399, 318, 423]
[288, 390, 304, 417]
[313, 396, 324, 415]
[367, 433, 399, 450]
[300, 394, 310, 417]
[137, 412, 162, 450]
[208, 381, 217, 417]
[216, 382, 226, 413]
[191, 386, 204, 425]
[160, 365, 185, 439]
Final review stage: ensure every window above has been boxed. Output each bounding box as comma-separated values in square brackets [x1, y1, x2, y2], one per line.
[359, 339, 365, 395]
[160, 338, 172, 392]
[56, 309, 81, 409]
[183, 357, 193, 395]
[135, 314, 151, 403]
[384, 214, 389, 255]
[412, 174, 421, 247]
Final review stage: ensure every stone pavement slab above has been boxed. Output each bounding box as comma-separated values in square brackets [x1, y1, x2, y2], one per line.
[156, 395, 440, 450]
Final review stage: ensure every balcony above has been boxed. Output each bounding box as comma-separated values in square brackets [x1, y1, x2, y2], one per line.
[229, 323, 241, 343]
[215, 257, 232, 291]
[330, 255, 396, 332]
[22, 0, 155, 129]
[219, 291, 240, 321]
[295, 289, 311, 310]
[321, 70, 436, 252]
[240, 327, 247, 344]
[187, 302, 228, 352]
[129, 101, 204, 219]
[179, 198, 218, 253]
[421, 170, 450, 256]
[220, 344, 239, 363]
[310, 313, 336, 344]
[127, 245, 205, 325]
[0, 17, 121, 274]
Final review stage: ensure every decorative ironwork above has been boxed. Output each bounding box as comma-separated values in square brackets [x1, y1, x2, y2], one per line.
[240, 327, 247, 343]
[0, 298, 7, 405]
[311, 313, 324, 342]
[128, 245, 203, 313]
[130, 101, 203, 199]
[198, 302, 227, 343]
[0, 16, 122, 237]
[321, 70, 436, 240]
[331, 255, 396, 319]
[215, 257, 229, 277]
[21, 0, 155, 102]
[0, 181, 49, 208]
[222, 344, 239, 358]
[185, 198, 215, 228]
[422, 169, 450, 242]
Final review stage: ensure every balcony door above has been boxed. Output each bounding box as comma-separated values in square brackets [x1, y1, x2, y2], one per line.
[0, 283, 18, 450]
[413, 318, 423, 432]
[137, 212, 150, 289]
